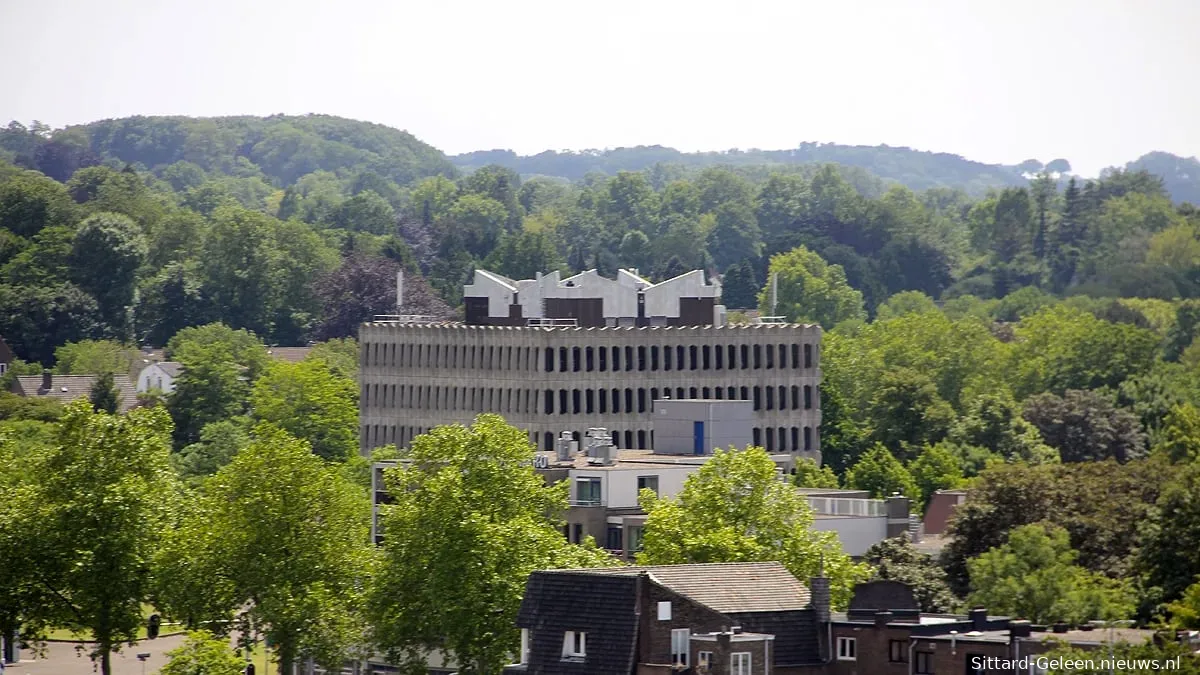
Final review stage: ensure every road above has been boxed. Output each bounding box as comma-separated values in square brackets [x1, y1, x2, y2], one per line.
[6, 634, 188, 674]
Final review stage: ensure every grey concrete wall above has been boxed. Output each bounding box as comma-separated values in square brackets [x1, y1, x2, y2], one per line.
[652, 399, 755, 455]
[358, 323, 823, 458]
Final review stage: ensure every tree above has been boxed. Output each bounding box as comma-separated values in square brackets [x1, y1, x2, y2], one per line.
[793, 457, 839, 488]
[198, 206, 283, 337]
[89, 370, 119, 414]
[167, 342, 252, 448]
[482, 229, 565, 280]
[948, 393, 1056, 466]
[863, 536, 957, 613]
[1166, 580, 1200, 630]
[763, 246, 866, 327]
[68, 212, 147, 338]
[306, 338, 359, 380]
[156, 427, 370, 675]
[844, 443, 918, 500]
[53, 339, 136, 375]
[160, 631, 245, 675]
[866, 367, 955, 456]
[617, 229, 651, 270]
[1140, 463, 1200, 602]
[8, 402, 178, 675]
[171, 419, 250, 483]
[137, 261, 214, 346]
[875, 291, 938, 320]
[311, 254, 451, 340]
[967, 524, 1135, 625]
[367, 415, 614, 674]
[720, 260, 759, 309]
[707, 201, 763, 270]
[0, 282, 105, 365]
[334, 189, 396, 234]
[1022, 390, 1146, 463]
[908, 443, 964, 508]
[250, 359, 357, 461]
[638, 447, 870, 608]
[0, 171, 78, 237]
[1156, 403, 1200, 463]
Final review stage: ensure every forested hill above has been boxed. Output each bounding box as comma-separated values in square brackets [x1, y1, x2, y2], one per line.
[452, 144, 1033, 196]
[1, 114, 456, 186]
[1125, 151, 1200, 206]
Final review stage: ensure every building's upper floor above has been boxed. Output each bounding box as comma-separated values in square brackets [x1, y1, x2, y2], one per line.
[464, 268, 723, 328]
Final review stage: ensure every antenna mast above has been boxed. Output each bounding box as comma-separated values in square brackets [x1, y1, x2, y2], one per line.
[396, 269, 404, 314]
[770, 272, 778, 316]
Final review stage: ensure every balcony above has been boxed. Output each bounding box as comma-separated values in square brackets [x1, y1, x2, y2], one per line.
[568, 498, 605, 507]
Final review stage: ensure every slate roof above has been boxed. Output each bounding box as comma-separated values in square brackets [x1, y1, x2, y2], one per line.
[726, 609, 821, 666]
[12, 374, 138, 412]
[516, 571, 639, 675]
[155, 361, 183, 378]
[562, 562, 811, 614]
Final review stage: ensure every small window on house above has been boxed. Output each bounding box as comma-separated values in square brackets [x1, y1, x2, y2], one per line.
[628, 525, 644, 552]
[637, 475, 659, 496]
[889, 639, 907, 662]
[561, 630, 586, 659]
[731, 652, 751, 675]
[657, 601, 671, 621]
[837, 636, 856, 661]
[698, 651, 713, 668]
[915, 650, 933, 674]
[575, 478, 602, 506]
[671, 628, 689, 666]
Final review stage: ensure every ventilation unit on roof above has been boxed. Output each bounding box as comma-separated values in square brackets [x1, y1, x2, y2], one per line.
[556, 431, 577, 462]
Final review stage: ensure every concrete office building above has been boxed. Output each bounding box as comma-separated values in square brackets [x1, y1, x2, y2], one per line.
[358, 321, 823, 456]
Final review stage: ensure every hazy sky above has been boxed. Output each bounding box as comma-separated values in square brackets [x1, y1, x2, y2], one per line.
[1, 0, 1196, 177]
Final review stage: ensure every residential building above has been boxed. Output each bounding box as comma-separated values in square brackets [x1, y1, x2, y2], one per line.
[136, 361, 182, 394]
[923, 490, 968, 536]
[10, 371, 138, 412]
[463, 268, 723, 328]
[0, 336, 13, 376]
[504, 564, 1173, 675]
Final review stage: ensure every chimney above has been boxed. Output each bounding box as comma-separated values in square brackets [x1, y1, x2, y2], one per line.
[809, 575, 831, 624]
[874, 611, 894, 627]
[970, 608, 988, 630]
[1009, 620, 1032, 638]
[41, 369, 52, 391]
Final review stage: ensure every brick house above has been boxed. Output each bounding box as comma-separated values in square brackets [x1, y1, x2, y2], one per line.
[505, 562, 827, 675]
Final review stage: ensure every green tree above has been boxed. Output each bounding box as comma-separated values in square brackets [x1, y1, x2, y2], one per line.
[6, 402, 178, 675]
[720, 260, 759, 309]
[171, 419, 250, 483]
[0, 171, 78, 237]
[160, 631, 245, 675]
[334, 189, 396, 234]
[949, 393, 1056, 467]
[1166, 580, 1200, 630]
[482, 229, 565, 280]
[967, 524, 1135, 625]
[198, 206, 283, 337]
[866, 367, 956, 456]
[638, 446, 870, 608]
[167, 342, 252, 448]
[875, 291, 939, 320]
[306, 338, 359, 380]
[1140, 463, 1200, 602]
[250, 359, 358, 461]
[793, 457, 840, 488]
[844, 443, 918, 499]
[69, 212, 147, 338]
[0, 282, 104, 364]
[908, 443, 964, 507]
[863, 536, 957, 613]
[54, 339, 136, 375]
[1156, 403, 1200, 463]
[89, 370, 120, 414]
[707, 201, 763, 270]
[367, 415, 614, 674]
[156, 427, 369, 675]
[763, 246, 866, 327]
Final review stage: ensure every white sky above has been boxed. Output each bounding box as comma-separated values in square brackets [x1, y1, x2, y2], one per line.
[0, 0, 1197, 177]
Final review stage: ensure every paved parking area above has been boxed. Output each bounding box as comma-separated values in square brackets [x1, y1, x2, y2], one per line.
[6, 634, 187, 674]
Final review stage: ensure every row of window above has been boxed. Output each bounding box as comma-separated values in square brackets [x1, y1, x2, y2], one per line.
[536, 627, 748, 675]
[362, 383, 817, 415]
[361, 340, 818, 373]
[840, 637, 985, 675]
[361, 424, 816, 453]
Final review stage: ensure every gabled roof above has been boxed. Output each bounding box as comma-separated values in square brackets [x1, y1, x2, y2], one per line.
[156, 361, 183, 378]
[12, 374, 138, 412]
[561, 562, 811, 613]
[266, 347, 311, 363]
[518, 571, 638, 675]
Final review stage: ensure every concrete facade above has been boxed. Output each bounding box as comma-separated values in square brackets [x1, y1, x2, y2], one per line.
[358, 322, 822, 456]
[652, 399, 755, 456]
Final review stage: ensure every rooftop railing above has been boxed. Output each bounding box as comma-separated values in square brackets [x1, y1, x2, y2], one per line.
[807, 496, 886, 517]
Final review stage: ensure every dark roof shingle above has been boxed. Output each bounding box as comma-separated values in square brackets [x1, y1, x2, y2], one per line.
[12, 374, 138, 412]
[561, 562, 811, 613]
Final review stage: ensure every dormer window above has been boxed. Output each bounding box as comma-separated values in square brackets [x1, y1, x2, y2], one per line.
[561, 630, 586, 659]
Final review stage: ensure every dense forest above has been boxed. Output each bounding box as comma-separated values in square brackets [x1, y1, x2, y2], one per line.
[4, 113, 1200, 672]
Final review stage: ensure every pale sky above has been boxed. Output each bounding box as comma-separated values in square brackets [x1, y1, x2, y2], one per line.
[1, 0, 1197, 177]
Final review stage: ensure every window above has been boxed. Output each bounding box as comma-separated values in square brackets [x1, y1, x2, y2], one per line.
[698, 651, 712, 668]
[657, 601, 672, 621]
[637, 475, 659, 496]
[572, 523, 583, 543]
[889, 639, 908, 663]
[837, 636, 856, 661]
[575, 478, 602, 506]
[628, 525, 644, 551]
[731, 652, 751, 675]
[605, 525, 623, 551]
[562, 631, 586, 659]
[915, 650, 933, 674]
[521, 629, 531, 664]
[671, 629, 689, 666]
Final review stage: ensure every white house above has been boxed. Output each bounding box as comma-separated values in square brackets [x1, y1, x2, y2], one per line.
[136, 361, 182, 394]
